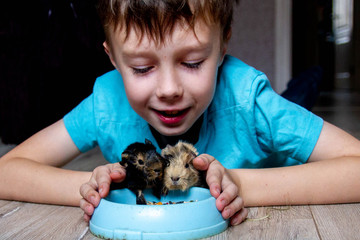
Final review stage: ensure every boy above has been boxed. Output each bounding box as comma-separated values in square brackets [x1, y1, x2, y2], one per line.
[1, 0, 360, 227]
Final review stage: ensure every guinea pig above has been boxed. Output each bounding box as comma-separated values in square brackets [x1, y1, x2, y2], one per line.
[161, 141, 207, 195]
[111, 139, 167, 204]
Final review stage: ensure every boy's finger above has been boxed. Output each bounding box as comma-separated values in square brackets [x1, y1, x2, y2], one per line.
[192, 154, 215, 171]
[79, 183, 100, 206]
[94, 170, 113, 196]
[110, 170, 126, 183]
[221, 196, 244, 220]
[219, 177, 239, 201]
[209, 183, 222, 198]
[230, 207, 249, 226]
[212, 173, 238, 211]
[109, 163, 125, 172]
[219, 179, 239, 209]
[83, 213, 91, 222]
[108, 163, 126, 183]
[80, 198, 94, 216]
[206, 165, 224, 198]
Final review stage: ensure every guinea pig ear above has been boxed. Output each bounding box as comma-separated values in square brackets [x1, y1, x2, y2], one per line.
[121, 152, 130, 160]
[120, 152, 130, 165]
[161, 144, 170, 156]
[123, 148, 134, 155]
[162, 144, 172, 152]
[120, 161, 128, 168]
[183, 142, 199, 156]
[179, 142, 187, 152]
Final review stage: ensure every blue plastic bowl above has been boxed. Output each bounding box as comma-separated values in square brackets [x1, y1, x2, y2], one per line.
[89, 187, 228, 240]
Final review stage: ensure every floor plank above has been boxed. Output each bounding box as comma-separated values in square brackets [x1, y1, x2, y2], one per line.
[0, 202, 88, 240]
[0, 201, 25, 219]
[225, 206, 320, 240]
[310, 204, 360, 240]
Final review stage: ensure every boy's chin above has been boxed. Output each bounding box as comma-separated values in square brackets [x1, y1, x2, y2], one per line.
[158, 129, 187, 137]
[152, 125, 189, 137]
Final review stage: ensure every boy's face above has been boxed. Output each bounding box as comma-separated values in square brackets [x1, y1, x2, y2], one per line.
[104, 21, 225, 136]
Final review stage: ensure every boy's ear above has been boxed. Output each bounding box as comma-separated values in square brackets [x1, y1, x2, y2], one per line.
[218, 28, 231, 66]
[103, 41, 117, 68]
[218, 44, 227, 66]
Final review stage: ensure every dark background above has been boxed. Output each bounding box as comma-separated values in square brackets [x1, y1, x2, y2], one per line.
[0, 0, 113, 144]
[292, 0, 334, 91]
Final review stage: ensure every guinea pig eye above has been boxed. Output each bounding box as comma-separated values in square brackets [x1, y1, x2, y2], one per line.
[138, 160, 144, 165]
[185, 163, 189, 168]
[165, 159, 170, 167]
[164, 154, 173, 159]
[154, 169, 161, 173]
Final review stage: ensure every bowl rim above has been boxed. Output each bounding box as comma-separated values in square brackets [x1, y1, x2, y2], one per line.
[102, 187, 212, 207]
[89, 187, 229, 240]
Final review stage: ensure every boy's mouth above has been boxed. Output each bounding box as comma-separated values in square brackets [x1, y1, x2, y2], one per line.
[154, 108, 190, 124]
[160, 109, 188, 118]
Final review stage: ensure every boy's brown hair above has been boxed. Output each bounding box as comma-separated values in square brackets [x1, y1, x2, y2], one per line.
[97, 0, 238, 45]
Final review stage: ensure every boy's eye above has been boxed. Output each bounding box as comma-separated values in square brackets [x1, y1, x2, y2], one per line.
[182, 60, 204, 69]
[132, 66, 153, 75]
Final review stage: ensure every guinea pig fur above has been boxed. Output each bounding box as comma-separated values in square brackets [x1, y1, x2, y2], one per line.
[161, 141, 207, 195]
[111, 139, 167, 204]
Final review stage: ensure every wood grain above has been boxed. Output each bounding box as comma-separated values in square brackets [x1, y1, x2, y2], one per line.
[224, 206, 320, 240]
[0, 201, 88, 239]
[310, 204, 360, 240]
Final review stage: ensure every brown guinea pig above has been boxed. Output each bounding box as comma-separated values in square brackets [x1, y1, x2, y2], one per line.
[161, 141, 207, 195]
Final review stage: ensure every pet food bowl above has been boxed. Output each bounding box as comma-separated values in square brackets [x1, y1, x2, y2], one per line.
[89, 187, 228, 240]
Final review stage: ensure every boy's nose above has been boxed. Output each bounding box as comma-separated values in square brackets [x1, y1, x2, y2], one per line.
[156, 68, 184, 101]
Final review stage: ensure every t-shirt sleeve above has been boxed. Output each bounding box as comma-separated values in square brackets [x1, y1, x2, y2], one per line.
[253, 76, 323, 164]
[63, 94, 98, 152]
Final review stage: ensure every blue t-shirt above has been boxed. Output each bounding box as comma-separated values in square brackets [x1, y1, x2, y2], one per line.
[64, 55, 323, 169]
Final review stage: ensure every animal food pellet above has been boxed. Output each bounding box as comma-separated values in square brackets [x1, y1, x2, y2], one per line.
[146, 200, 197, 205]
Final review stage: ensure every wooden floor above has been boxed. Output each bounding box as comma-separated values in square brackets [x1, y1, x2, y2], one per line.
[1, 90, 360, 240]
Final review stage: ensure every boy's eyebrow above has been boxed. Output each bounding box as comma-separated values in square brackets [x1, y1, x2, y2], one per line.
[174, 43, 213, 56]
[122, 42, 213, 60]
[122, 50, 155, 60]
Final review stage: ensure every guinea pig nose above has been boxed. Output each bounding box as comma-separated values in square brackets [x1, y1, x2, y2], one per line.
[171, 177, 180, 182]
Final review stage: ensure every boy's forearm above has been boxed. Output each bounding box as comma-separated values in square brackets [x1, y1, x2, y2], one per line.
[0, 157, 91, 206]
[229, 157, 360, 207]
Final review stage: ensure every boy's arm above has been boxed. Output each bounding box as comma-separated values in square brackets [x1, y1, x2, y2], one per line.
[229, 121, 360, 206]
[0, 119, 91, 206]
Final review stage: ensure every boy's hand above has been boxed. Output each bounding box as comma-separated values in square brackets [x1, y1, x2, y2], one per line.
[79, 163, 126, 222]
[193, 154, 248, 225]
